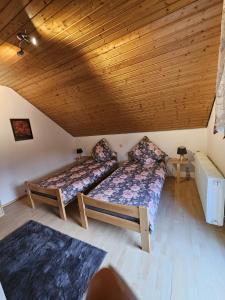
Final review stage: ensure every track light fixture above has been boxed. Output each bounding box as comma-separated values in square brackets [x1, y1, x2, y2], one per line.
[16, 30, 37, 56]
[17, 48, 24, 56]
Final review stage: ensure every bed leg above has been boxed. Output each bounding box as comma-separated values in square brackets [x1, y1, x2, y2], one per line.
[57, 190, 67, 221]
[25, 181, 35, 209]
[139, 207, 150, 253]
[77, 193, 88, 229]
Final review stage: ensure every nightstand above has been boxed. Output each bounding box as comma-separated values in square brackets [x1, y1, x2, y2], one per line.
[167, 158, 189, 183]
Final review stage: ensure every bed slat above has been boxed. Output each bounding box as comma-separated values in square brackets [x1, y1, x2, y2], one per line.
[83, 195, 139, 218]
[30, 194, 59, 207]
[86, 208, 140, 233]
[27, 182, 58, 197]
[78, 193, 151, 252]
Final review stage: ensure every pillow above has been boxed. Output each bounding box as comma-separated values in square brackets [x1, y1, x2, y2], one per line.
[92, 138, 117, 162]
[128, 136, 167, 164]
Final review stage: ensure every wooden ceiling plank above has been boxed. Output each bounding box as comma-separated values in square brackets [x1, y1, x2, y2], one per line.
[10, 32, 219, 92]
[0, 0, 222, 136]
[0, 0, 75, 68]
[25, 0, 198, 74]
[35, 3, 221, 78]
[0, 0, 121, 79]
[0, 0, 161, 76]
[0, 0, 218, 86]
[10, 0, 220, 90]
[55, 0, 220, 68]
[23, 60, 218, 101]
[25, 76, 216, 108]
[42, 95, 214, 115]
[13, 30, 220, 94]
[0, 0, 53, 43]
[0, 0, 31, 33]
[13, 50, 219, 102]
[2, 16, 219, 89]
[0, 0, 10, 14]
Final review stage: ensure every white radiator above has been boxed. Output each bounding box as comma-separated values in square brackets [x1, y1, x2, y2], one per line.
[195, 152, 225, 226]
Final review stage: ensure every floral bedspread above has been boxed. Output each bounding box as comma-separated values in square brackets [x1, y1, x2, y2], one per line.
[38, 159, 117, 205]
[88, 161, 166, 231]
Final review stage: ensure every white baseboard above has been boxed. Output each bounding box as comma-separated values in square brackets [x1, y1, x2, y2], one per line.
[2, 194, 26, 208]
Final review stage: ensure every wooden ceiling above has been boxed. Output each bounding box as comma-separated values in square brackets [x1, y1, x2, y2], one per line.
[0, 0, 223, 136]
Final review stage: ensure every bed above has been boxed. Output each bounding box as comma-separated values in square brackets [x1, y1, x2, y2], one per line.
[26, 158, 118, 220]
[78, 159, 166, 252]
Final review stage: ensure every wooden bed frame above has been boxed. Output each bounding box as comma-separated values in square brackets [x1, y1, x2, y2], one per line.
[77, 193, 150, 252]
[26, 181, 67, 220]
[25, 160, 118, 221]
[25, 161, 77, 221]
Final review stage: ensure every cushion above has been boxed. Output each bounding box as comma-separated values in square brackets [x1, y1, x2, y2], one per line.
[128, 136, 167, 164]
[92, 138, 117, 162]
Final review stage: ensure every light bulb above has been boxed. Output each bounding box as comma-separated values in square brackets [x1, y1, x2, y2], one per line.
[31, 36, 37, 46]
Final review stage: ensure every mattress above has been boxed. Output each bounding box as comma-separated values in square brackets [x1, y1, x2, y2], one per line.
[88, 160, 166, 231]
[38, 159, 118, 205]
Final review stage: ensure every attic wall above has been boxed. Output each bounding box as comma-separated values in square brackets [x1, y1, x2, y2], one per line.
[74, 128, 208, 177]
[0, 0, 223, 136]
[207, 0, 225, 176]
[0, 86, 74, 205]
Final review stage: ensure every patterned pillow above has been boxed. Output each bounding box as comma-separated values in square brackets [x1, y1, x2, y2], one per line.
[92, 138, 117, 162]
[128, 136, 167, 164]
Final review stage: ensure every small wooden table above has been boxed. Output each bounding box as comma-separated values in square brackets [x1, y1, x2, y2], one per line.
[167, 158, 189, 183]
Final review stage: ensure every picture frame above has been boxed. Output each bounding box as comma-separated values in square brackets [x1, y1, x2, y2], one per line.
[10, 119, 33, 141]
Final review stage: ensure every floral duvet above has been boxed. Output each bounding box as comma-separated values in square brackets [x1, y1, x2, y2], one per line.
[38, 159, 118, 205]
[88, 160, 166, 231]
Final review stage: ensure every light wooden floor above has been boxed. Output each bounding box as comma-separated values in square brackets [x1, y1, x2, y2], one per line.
[1, 178, 225, 300]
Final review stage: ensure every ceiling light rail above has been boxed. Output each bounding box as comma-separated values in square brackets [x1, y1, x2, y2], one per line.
[16, 30, 37, 56]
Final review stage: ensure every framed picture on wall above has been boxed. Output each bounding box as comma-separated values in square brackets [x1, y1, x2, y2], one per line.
[10, 119, 33, 141]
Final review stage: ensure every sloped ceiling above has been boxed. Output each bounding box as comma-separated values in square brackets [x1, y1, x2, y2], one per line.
[0, 0, 223, 136]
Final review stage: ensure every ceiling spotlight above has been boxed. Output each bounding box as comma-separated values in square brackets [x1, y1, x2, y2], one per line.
[17, 32, 30, 43]
[30, 36, 37, 46]
[16, 30, 38, 56]
[17, 47, 24, 56]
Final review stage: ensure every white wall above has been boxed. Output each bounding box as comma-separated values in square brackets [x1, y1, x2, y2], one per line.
[74, 129, 207, 160]
[1, 85, 218, 206]
[0, 86, 74, 205]
[207, 104, 225, 176]
[74, 128, 208, 176]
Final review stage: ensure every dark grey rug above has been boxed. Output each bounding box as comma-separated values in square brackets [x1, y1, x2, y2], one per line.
[0, 220, 106, 300]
